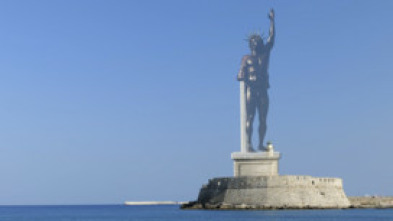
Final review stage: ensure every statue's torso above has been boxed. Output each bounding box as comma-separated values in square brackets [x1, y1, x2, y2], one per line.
[241, 50, 270, 89]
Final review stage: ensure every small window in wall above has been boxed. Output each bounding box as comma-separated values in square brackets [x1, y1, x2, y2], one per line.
[312, 181, 315, 185]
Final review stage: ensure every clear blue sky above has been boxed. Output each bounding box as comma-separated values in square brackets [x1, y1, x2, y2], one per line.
[0, 0, 392, 205]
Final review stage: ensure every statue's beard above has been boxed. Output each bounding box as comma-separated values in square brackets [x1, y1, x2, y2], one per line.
[251, 45, 264, 54]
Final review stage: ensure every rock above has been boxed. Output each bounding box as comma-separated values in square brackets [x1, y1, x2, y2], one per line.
[348, 196, 393, 208]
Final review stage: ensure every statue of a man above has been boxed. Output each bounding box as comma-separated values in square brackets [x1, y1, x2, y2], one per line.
[237, 9, 275, 151]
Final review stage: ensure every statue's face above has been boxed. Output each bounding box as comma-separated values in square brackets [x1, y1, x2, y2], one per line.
[249, 35, 264, 52]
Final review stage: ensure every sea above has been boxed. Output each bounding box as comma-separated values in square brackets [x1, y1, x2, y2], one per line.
[0, 205, 393, 221]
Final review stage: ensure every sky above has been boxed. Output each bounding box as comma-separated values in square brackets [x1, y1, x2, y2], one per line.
[0, 0, 392, 205]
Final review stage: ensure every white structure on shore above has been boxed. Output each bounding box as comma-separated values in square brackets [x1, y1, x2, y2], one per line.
[124, 201, 183, 206]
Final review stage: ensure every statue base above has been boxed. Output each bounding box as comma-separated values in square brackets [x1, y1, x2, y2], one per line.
[182, 175, 351, 209]
[231, 151, 281, 176]
[182, 146, 351, 210]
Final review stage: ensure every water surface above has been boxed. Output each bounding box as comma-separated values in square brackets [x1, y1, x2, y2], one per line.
[0, 205, 392, 221]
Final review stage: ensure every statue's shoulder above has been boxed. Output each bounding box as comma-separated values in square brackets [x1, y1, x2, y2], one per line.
[241, 55, 251, 60]
[241, 55, 251, 64]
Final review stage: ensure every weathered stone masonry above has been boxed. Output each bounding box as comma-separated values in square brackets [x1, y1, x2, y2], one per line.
[197, 175, 350, 209]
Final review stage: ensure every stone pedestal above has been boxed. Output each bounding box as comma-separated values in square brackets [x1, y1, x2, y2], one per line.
[193, 176, 351, 209]
[231, 151, 281, 177]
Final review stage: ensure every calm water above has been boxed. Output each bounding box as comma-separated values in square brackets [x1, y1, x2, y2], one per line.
[0, 205, 392, 221]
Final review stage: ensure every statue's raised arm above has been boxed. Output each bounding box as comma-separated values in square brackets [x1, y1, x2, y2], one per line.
[266, 9, 275, 50]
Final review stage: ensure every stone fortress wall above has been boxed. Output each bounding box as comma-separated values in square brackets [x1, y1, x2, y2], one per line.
[197, 175, 351, 209]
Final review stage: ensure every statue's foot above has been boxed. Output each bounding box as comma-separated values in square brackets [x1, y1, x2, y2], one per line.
[258, 145, 266, 151]
[247, 144, 255, 152]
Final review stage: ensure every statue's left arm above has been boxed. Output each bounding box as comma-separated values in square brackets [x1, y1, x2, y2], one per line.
[266, 9, 275, 50]
[237, 55, 249, 82]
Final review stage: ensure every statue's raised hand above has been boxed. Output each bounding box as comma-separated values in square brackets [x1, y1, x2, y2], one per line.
[268, 9, 274, 20]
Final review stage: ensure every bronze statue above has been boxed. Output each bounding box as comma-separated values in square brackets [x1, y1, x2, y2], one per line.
[237, 9, 275, 151]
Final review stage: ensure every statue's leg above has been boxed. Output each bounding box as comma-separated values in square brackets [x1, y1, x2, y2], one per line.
[258, 91, 269, 150]
[246, 86, 256, 151]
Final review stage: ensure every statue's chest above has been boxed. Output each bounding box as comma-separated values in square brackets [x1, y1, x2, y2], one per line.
[246, 55, 267, 73]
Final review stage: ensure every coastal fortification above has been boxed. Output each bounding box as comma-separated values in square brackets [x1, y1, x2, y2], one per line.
[185, 175, 350, 209]
[182, 144, 351, 210]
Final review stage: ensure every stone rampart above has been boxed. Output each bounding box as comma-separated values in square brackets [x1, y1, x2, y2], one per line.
[194, 175, 350, 209]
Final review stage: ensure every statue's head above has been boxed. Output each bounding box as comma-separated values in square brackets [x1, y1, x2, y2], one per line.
[248, 34, 264, 53]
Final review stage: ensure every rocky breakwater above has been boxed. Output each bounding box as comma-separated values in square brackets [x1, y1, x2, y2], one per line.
[182, 175, 351, 210]
[349, 196, 393, 208]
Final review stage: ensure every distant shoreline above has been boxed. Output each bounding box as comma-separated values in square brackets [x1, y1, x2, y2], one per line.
[124, 201, 186, 206]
